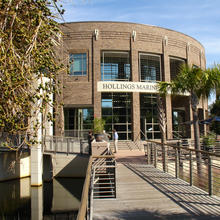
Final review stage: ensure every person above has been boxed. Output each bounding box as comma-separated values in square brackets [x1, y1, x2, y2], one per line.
[113, 129, 118, 153]
[103, 130, 111, 152]
[87, 130, 94, 155]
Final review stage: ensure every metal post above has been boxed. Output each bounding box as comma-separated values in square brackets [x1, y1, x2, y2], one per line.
[147, 144, 151, 164]
[175, 148, 179, 178]
[55, 137, 57, 154]
[49, 136, 53, 152]
[162, 144, 167, 172]
[208, 155, 213, 196]
[189, 151, 193, 186]
[80, 139, 83, 154]
[154, 146, 157, 168]
[89, 167, 95, 220]
[67, 138, 69, 155]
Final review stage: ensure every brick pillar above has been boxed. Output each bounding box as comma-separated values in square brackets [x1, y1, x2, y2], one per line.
[93, 35, 102, 118]
[131, 37, 140, 140]
[163, 37, 173, 139]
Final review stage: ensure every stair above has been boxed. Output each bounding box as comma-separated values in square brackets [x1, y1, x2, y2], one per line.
[109, 140, 146, 151]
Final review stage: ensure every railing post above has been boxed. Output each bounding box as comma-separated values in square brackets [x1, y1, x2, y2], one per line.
[208, 155, 213, 196]
[67, 138, 69, 155]
[189, 151, 193, 186]
[80, 139, 83, 154]
[55, 137, 57, 154]
[162, 143, 167, 172]
[50, 136, 53, 152]
[175, 148, 179, 179]
[147, 143, 151, 164]
[154, 145, 157, 168]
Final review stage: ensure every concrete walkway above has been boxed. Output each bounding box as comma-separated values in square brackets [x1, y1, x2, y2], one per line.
[93, 150, 220, 220]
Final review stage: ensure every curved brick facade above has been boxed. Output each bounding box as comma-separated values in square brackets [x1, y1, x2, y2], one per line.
[56, 21, 208, 140]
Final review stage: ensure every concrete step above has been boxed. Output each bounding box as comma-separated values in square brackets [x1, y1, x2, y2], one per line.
[109, 141, 145, 151]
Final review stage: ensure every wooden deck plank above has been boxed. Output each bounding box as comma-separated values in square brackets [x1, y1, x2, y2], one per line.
[93, 162, 220, 220]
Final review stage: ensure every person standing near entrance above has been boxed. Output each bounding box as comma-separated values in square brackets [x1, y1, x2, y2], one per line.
[113, 129, 118, 153]
[87, 130, 94, 155]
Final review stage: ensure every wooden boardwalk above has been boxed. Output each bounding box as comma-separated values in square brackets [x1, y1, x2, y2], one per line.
[93, 151, 220, 220]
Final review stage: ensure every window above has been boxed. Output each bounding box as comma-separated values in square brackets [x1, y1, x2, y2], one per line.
[102, 93, 132, 140]
[101, 51, 131, 81]
[170, 57, 185, 80]
[140, 94, 161, 140]
[139, 54, 161, 82]
[69, 53, 87, 76]
[64, 108, 94, 137]
[172, 109, 186, 138]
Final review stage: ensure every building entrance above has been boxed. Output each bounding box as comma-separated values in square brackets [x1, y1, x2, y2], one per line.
[101, 93, 131, 140]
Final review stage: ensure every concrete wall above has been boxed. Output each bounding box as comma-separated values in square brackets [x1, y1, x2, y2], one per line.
[0, 151, 89, 182]
[0, 151, 30, 181]
[43, 153, 89, 179]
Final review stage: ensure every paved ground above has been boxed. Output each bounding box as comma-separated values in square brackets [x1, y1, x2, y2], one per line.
[93, 150, 220, 220]
[114, 150, 147, 164]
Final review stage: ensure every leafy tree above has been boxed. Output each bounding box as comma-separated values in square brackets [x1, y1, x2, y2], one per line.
[158, 64, 220, 171]
[0, 0, 64, 148]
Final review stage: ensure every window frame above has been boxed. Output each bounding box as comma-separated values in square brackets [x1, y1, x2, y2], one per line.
[101, 51, 131, 81]
[139, 53, 162, 82]
[69, 53, 88, 76]
[169, 56, 186, 80]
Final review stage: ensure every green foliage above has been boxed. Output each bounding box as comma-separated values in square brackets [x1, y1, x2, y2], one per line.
[159, 64, 220, 98]
[93, 118, 105, 134]
[0, 0, 64, 146]
[210, 100, 220, 135]
[202, 132, 216, 148]
[158, 64, 220, 152]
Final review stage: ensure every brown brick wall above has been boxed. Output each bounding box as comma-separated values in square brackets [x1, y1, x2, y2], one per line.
[55, 21, 207, 138]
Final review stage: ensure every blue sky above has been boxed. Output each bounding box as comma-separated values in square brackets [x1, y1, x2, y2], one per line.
[60, 0, 220, 103]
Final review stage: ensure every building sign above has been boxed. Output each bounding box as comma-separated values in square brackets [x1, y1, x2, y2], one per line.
[97, 81, 159, 93]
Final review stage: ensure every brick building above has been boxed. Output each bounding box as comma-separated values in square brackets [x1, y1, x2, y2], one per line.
[55, 21, 208, 140]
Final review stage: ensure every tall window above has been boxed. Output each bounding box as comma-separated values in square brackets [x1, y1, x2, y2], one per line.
[69, 53, 87, 76]
[101, 51, 131, 81]
[64, 108, 93, 137]
[102, 93, 131, 140]
[140, 94, 161, 139]
[170, 57, 185, 80]
[139, 54, 161, 82]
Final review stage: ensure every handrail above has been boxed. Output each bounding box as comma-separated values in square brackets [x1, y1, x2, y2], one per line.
[77, 154, 115, 220]
[77, 156, 93, 220]
[145, 139, 220, 157]
[140, 129, 220, 157]
[144, 134, 220, 196]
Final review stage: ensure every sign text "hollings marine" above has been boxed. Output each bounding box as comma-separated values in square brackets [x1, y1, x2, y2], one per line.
[97, 81, 158, 93]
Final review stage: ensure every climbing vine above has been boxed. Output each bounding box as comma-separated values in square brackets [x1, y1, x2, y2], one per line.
[0, 0, 64, 148]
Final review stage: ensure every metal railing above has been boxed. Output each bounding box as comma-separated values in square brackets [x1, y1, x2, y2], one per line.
[64, 130, 90, 139]
[43, 136, 89, 155]
[77, 151, 116, 220]
[144, 139, 220, 197]
[0, 132, 30, 151]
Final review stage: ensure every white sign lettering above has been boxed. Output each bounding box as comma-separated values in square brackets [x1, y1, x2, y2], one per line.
[97, 81, 158, 93]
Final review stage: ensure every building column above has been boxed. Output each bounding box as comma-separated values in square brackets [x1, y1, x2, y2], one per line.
[132, 93, 140, 140]
[92, 32, 102, 118]
[31, 145, 43, 186]
[31, 98, 43, 186]
[163, 37, 173, 139]
[130, 35, 140, 140]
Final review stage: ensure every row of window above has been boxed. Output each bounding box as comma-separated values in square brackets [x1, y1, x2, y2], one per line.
[64, 93, 188, 140]
[69, 51, 186, 81]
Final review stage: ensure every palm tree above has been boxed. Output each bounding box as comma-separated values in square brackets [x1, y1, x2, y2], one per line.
[158, 64, 220, 172]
